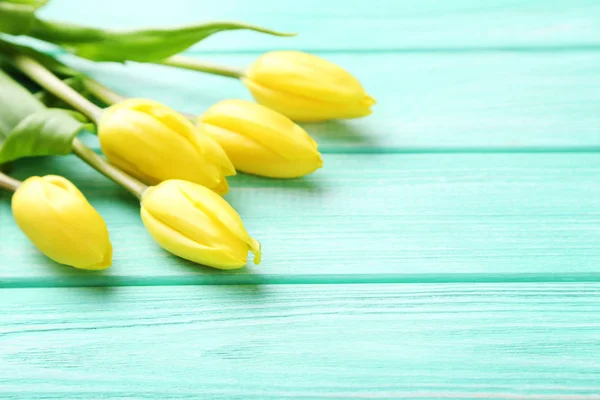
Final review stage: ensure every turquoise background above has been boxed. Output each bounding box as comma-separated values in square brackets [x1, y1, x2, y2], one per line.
[1, 1, 600, 398]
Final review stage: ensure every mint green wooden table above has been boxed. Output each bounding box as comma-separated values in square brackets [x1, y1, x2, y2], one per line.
[2, 1, 600, 398]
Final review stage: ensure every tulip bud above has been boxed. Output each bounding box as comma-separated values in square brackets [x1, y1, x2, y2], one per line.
[197, 99, 323, 178]
[243, 51, 375, 122]
[141, 179, 261, 269]
[11, 175, 112, 270]
[99, 99, 235, 195]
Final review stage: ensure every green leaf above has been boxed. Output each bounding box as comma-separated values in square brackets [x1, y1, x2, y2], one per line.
[1, 0, 46, 6]
[0, 0, 47, 35]
[0, 108, 90, 163]
[28, 19, 294, 62]
[0, 41, 97, 111]
[0, 68, 45, 138]
[0, 161, 13, 173]
[0, 68, 89, 163]
[0, 38, 79, 77]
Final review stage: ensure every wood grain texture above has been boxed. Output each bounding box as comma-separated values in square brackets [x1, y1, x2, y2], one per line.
[61, 51, 600, 152]
[1, 153, 599, 286]
[1, 283, 600, 399]
[35, 0, 600, 52]
[2, 1, 600, 397]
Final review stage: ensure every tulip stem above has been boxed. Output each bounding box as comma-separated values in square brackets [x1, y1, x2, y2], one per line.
[72, 139, 147, 199]
[11, 54, 103, 124]
[81, 77, 125, 106]
[81, 75, 199, 121]
[158, 55, 244, 79]
[0, 172, 20, 192]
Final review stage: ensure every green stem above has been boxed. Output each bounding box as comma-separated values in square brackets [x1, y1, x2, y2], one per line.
[81, 75, 198, 121]
[72, 139, 147, 200]
[81, 77, 125, 105]
[159, 55, 244, 79]
[0, 172, 20, 192]
[11, 54, 102, 123]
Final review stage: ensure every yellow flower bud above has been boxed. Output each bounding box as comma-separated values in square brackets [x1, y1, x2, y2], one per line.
[141, 179, 261, 270]
[99, 99, 235, 195]
[197, 99, 323, 178]
[243, 51, 376, 122]
[11, 175, 112, 270]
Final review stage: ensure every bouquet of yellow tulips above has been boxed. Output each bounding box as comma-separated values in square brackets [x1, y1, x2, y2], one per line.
[0, 0, 374, 271]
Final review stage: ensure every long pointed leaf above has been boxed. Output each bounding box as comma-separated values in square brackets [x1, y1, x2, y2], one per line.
[28, 19, 294, 62]
[0, 0, 47, 35]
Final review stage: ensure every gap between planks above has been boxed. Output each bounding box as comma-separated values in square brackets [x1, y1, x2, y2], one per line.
[42, 45, 600, 56]
[76, 130, 600, 155]
[3, 153, 600, 288]
[4, 273, 600, 289]
[79, 138, 600, 155]
[297, 147, 600, 155]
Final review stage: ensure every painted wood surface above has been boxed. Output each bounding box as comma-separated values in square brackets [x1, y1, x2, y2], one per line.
[2, 153, 600, 286]
[1, 284, 600, 399]
[64, 51, 600, 152]
[2, 0, 600, 398]
[36, 0, 600, 51]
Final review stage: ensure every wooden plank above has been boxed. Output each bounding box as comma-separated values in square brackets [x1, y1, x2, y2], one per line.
[63, 51, 600, 152]
[37, 0, 600, 51]
[1, 153, 600, 286]
[1, 283, 599, 399]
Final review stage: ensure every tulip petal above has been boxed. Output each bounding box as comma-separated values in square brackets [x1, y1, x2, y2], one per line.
[141, 180, 261, 269]
[141, 184, 227, 247]
[189, 127, 237, 177]
[12, 176, 112, 270]
[248, 237, 262, 265]
[178, 183, 250, 242]
[100, 101, 229, 190]
[244, 79, 374, 122]
[212, 177, 229, 196]
[242, 51, 375, 122]
[199, 122, 323, 178]
[178, 184, 262, 261]
[117, 99, 235, 177]
[42, 175, 87, 202]
[246, 51, 367, 103]
[141, 206, 246, 269]
[199, 99, 320, 161]
[85, 244, 113, 270]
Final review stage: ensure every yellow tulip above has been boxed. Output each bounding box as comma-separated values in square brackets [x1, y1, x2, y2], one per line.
[141, 179, 261, 270]
[197, 99, 323, 178]
[98, 98, 235, 195]
[11, 175, 112, 270]
[243, 51, 375, 122]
